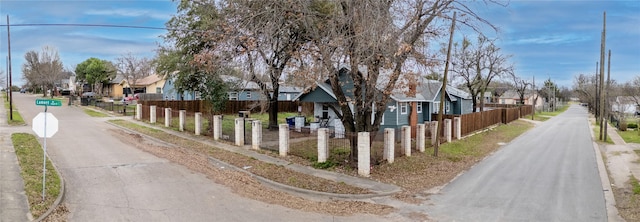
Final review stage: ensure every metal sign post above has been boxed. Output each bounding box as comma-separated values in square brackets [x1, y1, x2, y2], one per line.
[33, 99, 60, 200]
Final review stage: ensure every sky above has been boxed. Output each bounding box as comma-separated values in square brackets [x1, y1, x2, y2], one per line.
[0, 0, 638, 89]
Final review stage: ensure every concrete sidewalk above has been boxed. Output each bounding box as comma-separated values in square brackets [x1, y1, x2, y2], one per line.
[108, 116, 402, 199]
[0, 104, 33, 221]
[601, 124, 640, 188]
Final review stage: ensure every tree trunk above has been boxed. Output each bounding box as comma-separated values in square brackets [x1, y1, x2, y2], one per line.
[268, 97, 278, 130]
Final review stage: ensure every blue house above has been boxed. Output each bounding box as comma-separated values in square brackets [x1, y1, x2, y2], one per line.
[294, 68, 472, 131]
[162, 77, 199, 100]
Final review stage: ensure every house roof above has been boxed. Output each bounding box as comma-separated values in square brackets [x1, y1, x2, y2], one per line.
[136, 74, 163, 86]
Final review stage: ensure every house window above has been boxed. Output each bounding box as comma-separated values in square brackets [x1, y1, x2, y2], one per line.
[433, 102, 440, 113]
[400, 102, 408, 114]
[156, 87, 161, 93]
[246, 91, 252, 99]
[322, 105, 329, 119]
[229, 92, 238, 100]
[417, 103, 422, 113]
[445, 102, 451, 113]
[381, 113, 385, 125]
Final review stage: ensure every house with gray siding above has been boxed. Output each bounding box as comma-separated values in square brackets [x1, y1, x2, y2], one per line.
[294, 67, 472, 131]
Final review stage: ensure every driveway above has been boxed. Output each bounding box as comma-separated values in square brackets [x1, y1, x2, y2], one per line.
[425, 105, 606, 221]
[11, 93, 386, 222]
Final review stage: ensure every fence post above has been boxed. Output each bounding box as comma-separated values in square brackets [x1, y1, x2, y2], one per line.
[136, 104, 142, 120]
[195, 112, 202, 135]
[252, 120, 262, 150]
[454, 117, 461, 139]
[317, 128, 329, 163]
[213, 115, 222, 140]
[430, 121, 438, 145]
[417, 123, 425, 152]
[150, 105, 156, 124]
[357, 132, 370, 177]
[401, 126, 411, 157]
[179, 110, 186, 132]
[279, 124, 289, 156]
[384, 128, 395, 164]
[444, 119, 452, 143]
[164, 108, 171, 128]
[235, 118, 245, 146]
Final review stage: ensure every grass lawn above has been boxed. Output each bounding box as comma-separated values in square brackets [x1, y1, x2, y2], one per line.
[84, 108, 110, 117]
[3, 95, 25, 125]
[592, 121, 614, 144]
[618, 130, 640, 144]
[537, 104, 569, 117]
[11, 133, 61, 218]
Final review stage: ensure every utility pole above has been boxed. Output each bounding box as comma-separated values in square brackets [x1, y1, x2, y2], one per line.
[434, 11, 456, 157]
[604, 50, 611, 141]
[6, 15, 13, 120]
[532, 75, 535, 120]
[599, 11, 606, 141]
[595, 62, 599, 116]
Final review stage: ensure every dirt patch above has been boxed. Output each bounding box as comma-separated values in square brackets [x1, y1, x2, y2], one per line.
[110, 129, 394, 216]
[41, 204, 69, 222]
[613, 183, 640, 221]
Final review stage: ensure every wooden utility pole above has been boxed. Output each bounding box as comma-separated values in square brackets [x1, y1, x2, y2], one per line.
[595, 62, 599, 116]
[604, 50, 611, 141]
[599, 11, 606, 141]
[434, 11, 456, 157]
[6, 15, 12, 120]
[532, 75, 535, 120]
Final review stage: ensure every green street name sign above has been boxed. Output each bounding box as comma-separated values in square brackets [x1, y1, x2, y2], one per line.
[35, 99, 62, 107]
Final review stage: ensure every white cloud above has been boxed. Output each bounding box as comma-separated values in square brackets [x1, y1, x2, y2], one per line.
[510, 35, 590, 45]
[85, 9, 172, 21]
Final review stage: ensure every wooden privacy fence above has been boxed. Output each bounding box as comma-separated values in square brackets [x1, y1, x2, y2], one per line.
[432, 105, 533, 137]
[140, 100, 313, 115]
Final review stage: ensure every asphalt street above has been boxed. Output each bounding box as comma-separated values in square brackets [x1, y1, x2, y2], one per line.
[426, 105, 606, 221]
[11, 93, 387, 222]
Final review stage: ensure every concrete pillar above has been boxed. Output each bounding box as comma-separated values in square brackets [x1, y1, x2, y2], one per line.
[150, 105, 157, 123]
[252, 120, 262, 150]
[444, 118, 452, 143]
[213, 115, 222, 140]
[317, 128, 329, 163]
[417, 123, 425, 152]
[164, 108, 171, 128]
[279, 124, 289, 156]
[357, 132, 370, 177]
[401, 126, 411, 157]
[235, 118, 245, 146]
[384, 128, 395, 164]
[430, 121, 438, 145]
[454, 117, 461, 139]
[179, 110, 186, 132]
[195, 112, 202, 135]
[136, 104, 142, 120]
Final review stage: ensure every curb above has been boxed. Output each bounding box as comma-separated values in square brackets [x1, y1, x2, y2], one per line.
[34, 152, 66, 222]
[588, 121, 624, 222]
[106, 120, 400, 200]
[207, 157, 398, 200]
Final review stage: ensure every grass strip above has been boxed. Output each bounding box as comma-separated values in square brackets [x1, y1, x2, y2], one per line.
[11, 133, 61, 218]
[109, 119, 371, 194]
[83, 108, 110, 117]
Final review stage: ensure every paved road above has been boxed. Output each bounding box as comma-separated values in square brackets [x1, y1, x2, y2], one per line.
[11, 93, 386, 222]
[426, 105, 606, 221]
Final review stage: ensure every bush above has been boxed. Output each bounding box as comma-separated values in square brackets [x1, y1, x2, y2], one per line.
[627, 123, 638, 129]
[619, 122, 628, 131]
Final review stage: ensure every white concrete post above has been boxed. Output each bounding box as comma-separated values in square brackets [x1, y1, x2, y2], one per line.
[357, 132, 371, 177]
[235, 118, 245, 146]
[213, 115, 222, 140]
[179, 110, 186, 132]
[384, 128, 395, 164]
[164, 108, 171, 128]
[252, 120, 262, 150]
[317, 128, 329, 163]
[195, 112, 202, 135]
[430, 121, 438, 145]
[401, 126, 411, 157]
[150, 105, 157, 123]
[444, 119, 452, 143]
[417, 123, 425, 152]
[454, 117, 461, 139]
[136, 104, 142, 120]
[279, 124, 289, 156]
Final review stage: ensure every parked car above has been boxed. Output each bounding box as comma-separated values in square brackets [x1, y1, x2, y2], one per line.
[82, 92, 95, 97]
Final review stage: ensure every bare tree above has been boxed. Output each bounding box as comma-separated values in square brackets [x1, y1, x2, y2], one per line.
[22, 46, 65, 97]
[510, 72, 530, 105]
[573, 73, 597, 112]
[451, 36, 512, 112]
[115, 52, 154, 96]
